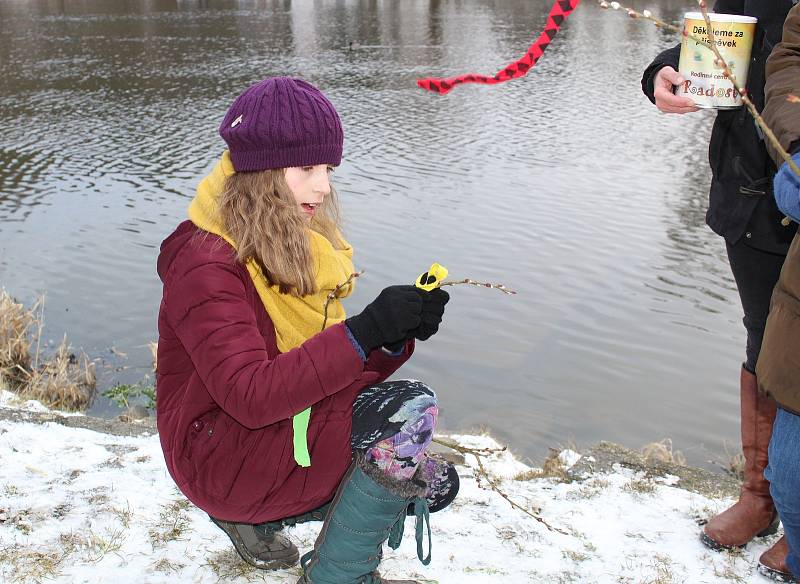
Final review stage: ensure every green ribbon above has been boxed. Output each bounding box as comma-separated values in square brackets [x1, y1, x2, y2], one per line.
[292, 407, 312, 467]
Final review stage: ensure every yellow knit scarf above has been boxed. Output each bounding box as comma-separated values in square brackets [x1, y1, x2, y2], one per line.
[187, 151, 356, 467]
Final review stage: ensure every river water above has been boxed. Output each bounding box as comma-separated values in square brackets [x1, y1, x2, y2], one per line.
[0, 0, 749, 469]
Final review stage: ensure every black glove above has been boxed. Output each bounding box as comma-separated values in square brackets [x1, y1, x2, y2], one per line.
[345, 285, 423, 355]
[413, 287, 449, 341]
[383, 287, 450, 351]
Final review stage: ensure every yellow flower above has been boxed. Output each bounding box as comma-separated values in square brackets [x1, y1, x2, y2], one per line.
[415, 263, 449, 291]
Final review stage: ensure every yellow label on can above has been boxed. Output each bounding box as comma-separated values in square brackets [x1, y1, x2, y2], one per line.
[677, 12, 757, 109]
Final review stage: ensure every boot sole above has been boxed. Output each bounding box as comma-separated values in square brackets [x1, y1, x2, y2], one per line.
[700, 531, 746, 552]
[210, 517, 299, 570]
[699, 516, 781, 552]
[757, 562, 799, 583]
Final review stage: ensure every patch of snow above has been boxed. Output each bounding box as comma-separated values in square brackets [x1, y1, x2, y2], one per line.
[558, 448, 582, 469]
[0, 417, 779, 583]
[659, 473, 681, 486]
[0, 389, 84, 417]
[446, 432, 529, 479]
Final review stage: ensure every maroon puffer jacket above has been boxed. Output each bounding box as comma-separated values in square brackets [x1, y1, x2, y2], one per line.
[155, 221, 412, 523]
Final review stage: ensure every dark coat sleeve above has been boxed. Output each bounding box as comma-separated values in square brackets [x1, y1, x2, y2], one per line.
[641, 44, 680, 104]
[641, 0, 745, 104]
[764, 3, 800, 164]
[164, 258, 366, 430]
[714, 0, 745, 14]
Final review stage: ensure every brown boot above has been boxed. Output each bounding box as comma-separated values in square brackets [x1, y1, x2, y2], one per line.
[210, 516, 299, 570]
[701, 366, 780, 551]
[758, 537, 799, 583]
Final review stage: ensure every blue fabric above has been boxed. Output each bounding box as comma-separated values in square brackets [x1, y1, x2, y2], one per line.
[344, 325, 367, 361]
[344, 325, 405, 360]
[765, 408, 800, 578]
[774, 154, 800, 224]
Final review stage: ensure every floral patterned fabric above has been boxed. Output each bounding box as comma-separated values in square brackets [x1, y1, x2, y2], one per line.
[351, 380, 458, 510]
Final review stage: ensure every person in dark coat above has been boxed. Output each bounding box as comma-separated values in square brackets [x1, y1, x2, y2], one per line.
[156, 76, 457, 584]
[755, 4, 800, 581]
[641, 0, 797, 560]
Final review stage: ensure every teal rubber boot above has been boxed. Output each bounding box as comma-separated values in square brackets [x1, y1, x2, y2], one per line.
[297, 456, 432, 584]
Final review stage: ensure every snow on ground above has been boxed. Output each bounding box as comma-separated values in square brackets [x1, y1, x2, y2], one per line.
[0, 392, 777, 583]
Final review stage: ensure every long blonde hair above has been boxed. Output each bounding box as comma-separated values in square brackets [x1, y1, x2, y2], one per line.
[217, 169, 345, 297]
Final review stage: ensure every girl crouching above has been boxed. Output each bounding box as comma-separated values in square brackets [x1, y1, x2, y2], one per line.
[155, 76, 458, 583]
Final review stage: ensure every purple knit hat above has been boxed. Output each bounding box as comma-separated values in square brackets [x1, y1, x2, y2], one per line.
[219, 77, 344, 172]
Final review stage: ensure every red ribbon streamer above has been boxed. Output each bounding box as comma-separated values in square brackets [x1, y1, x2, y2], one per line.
[417, 0, 581, 95]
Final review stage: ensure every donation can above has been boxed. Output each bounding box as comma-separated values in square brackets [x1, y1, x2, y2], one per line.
[677, 12, 757, 109]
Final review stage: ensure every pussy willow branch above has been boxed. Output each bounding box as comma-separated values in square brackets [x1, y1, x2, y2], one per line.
[599, 0, 798, 224]
[439, 279, 517, 295]
[321, 270, 364, 331]
[432, 436, 568, 535]
[323, 272, 517, 331]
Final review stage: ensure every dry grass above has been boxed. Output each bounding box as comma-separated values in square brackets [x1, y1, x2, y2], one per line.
[0, 290, 38, 386]
[463, 565, 509, 576]
[0, 542, 71, 583]
[204, 548, 275, 582]
[513, 448, 572, 482]
[706, 442, 745, 480]
[148, 499, 191, 548]
[0, 528, 126, 583]
[563, 549, 591, 563]
[641, 439, 686, 467]
[641, 553, 681, 584]
[6, 508, 33, 535]
[19, 336, 96, 411]
[726, 453, 746, 481]
[111, 504, 133, 529]
[87, 489, 110, 507]
[0, 290, 96, 411]
[707, 551, 749, 583]
[3, 484, 21, 497]
[624, 477, 657, 496]
[151, 556, 186, 575]
[722, 442, 746, 481]
[148, 341, 158, 372]
[568, 477, 610, 500]
[58, 529, 126, 564]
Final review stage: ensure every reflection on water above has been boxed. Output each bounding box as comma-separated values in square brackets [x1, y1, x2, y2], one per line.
[0, 0, 747, 468]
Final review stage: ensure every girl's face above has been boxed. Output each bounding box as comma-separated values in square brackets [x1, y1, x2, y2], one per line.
[284, 164, 334, 221]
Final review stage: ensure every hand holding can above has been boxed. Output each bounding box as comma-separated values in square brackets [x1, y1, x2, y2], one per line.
[655, 66, 701, 114]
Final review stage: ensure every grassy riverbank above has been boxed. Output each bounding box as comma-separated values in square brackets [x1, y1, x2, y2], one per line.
[0, 290, 96, 411]
[0, 390, 776, 584]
